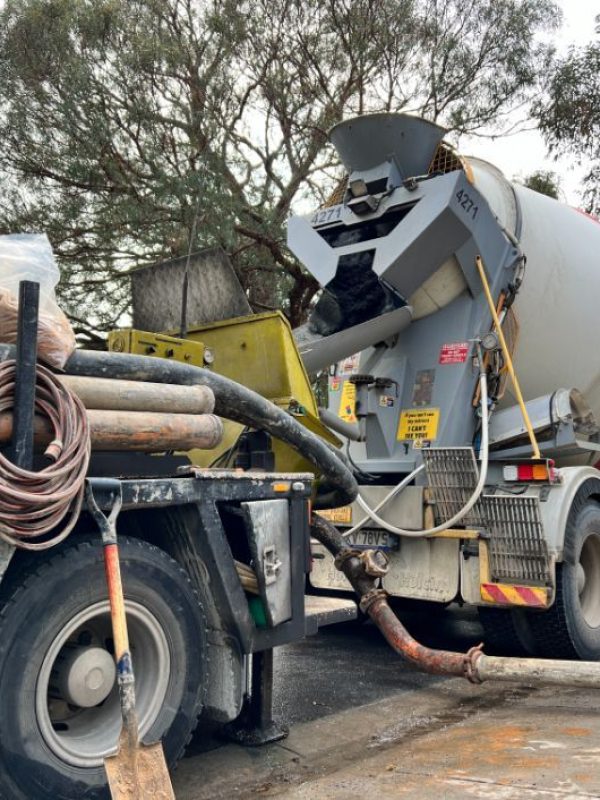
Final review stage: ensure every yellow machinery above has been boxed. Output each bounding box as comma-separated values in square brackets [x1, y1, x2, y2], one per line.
[108, 311, 340, 473]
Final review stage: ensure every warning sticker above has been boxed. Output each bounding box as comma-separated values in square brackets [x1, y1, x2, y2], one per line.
[317, 506, 353, 524]
[339, 353, 360, 375]
[338, 380, 357, 423]
[397, 408, 440, 441]
[439, 341, 470, 365]
[412, 438, 432, 450]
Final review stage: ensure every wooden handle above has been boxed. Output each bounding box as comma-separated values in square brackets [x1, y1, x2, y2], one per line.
[103, 543, 130, 662]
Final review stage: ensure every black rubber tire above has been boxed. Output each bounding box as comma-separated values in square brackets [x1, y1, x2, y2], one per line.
[527, 500, 600, 660]
[478, 606, 537, 656]
[0, 536, 207, 800]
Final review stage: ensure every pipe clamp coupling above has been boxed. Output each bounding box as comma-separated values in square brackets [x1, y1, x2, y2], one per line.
[359, 588, 388, 614]
[334, 548, 362, 571]
[464, 643, 484, 684]
[359, 549, 390, 577]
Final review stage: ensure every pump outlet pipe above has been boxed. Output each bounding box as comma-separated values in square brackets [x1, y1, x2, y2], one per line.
[311, 513, 600, 689]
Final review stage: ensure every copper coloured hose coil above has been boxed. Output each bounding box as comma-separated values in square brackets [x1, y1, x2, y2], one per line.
[0, 360, 90, 550]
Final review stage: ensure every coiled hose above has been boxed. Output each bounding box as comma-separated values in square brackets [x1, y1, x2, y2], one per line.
[0, 360, 90, 550]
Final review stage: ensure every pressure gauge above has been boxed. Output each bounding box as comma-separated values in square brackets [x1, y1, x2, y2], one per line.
[481, 331, 500, 352]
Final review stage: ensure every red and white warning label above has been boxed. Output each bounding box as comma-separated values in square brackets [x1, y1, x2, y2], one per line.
[439, 341, 470, 365]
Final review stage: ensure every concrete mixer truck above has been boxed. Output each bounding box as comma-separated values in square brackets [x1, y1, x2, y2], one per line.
[284, 112, 600, 662]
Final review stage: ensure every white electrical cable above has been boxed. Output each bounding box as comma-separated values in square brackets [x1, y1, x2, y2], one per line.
[342, 465, 424, 538]
[353, 361, 489, 539]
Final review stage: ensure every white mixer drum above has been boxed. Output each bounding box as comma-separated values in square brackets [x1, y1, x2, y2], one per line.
[470, 158, 600, 420]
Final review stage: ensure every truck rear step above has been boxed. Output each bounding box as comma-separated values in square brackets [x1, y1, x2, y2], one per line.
[305, 595, 357, 634]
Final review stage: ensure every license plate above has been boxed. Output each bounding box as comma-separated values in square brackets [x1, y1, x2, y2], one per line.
[346, 529, 399, 550]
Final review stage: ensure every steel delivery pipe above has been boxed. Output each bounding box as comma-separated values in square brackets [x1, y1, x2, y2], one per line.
[0, 409, 224, 452]
[474, 653, 600, 688]
[0, 345, 359, 507]
[59, 375, 215, 415]
[365, 596, 473, 677]
[60, 349, 358, 508]
[312, 512, 600, 689]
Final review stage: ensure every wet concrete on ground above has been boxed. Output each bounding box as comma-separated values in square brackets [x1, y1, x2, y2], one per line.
[175, 606, 600, 799]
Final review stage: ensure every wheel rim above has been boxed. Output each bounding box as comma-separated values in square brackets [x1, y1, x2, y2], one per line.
[578, 533, 600, 628]
[36, 600, 170, 769]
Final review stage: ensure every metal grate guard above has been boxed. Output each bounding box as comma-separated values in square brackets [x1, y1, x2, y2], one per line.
[423, 447, 550, 585]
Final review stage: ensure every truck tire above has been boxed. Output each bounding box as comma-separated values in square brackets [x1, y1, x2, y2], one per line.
[0, 536, 207, 800]
[478, 607, 537, 656]
[527, 500, 600, 660]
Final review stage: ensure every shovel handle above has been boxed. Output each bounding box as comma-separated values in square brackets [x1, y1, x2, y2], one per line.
[104, 542, 130, 663]
[104, 539, 140, 747]
[86, 480, 140, 751]
[86, 481, 130, 669]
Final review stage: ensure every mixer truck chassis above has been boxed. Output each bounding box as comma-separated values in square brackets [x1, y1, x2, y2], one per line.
[279, 112, 600, 661]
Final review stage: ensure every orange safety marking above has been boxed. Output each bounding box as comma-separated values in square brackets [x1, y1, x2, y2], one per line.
[318, 506, 353, 524]
[480, 582, 548, 608]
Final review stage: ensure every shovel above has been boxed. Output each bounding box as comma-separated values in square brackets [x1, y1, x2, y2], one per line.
[86, 480, 175, 800]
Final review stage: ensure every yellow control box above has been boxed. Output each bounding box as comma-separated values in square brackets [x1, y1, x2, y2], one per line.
[108, 329, 207, 368]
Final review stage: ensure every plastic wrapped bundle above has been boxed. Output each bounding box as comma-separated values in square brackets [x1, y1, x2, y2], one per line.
[0, 234, 76, 369]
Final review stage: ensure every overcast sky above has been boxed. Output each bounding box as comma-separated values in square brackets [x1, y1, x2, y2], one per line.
[460, 0, 598, 206]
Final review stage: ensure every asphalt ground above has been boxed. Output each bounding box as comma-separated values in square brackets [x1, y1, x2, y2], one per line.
[175, 605, 528, 797]
[182, 604, 482, 756]
[269, 603, 482, 725]
[173, 605, 600, 798]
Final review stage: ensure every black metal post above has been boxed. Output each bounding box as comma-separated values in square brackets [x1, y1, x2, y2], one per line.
[10, 280, 39, 469]
[222, 649, 288, 746]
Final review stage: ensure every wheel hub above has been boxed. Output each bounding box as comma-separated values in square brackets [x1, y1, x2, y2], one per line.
[37, 600, 170, 768]
[52, 646, 116, 708]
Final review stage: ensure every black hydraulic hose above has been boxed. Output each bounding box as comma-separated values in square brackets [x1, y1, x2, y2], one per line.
[310, 511, 347, 556]
[62, 349, 358, 509]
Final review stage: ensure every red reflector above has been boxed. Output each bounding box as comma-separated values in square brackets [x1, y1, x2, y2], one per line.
[517, 464, 534, 481]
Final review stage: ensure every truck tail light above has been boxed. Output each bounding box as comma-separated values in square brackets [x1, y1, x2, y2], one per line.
[503, 460, 556, 483]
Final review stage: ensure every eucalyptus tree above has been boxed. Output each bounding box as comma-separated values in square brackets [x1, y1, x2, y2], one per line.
[536, 16, 600, 216]
[0, 0, 558, 338]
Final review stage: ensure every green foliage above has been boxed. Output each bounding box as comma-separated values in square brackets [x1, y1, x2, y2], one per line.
[535, 16, 600, 214]
[0, 0, 559, 339]
[522, 170, 560, 199]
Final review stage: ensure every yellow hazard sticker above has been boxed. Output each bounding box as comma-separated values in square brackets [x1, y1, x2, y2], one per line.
[397, 408, 440, 441]
[317, 506, 353, 524]
[338, 380, 357, 423]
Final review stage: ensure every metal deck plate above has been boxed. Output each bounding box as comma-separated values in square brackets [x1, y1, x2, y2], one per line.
[304, 596, 357, 634]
